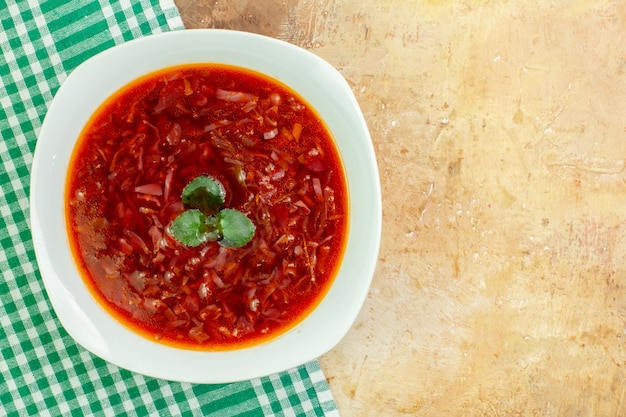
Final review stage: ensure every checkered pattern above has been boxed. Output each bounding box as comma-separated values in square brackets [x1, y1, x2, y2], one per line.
[0, 1, 340, 415]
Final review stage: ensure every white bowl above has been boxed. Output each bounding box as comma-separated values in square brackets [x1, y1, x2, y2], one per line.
[30, 29, 381, 383]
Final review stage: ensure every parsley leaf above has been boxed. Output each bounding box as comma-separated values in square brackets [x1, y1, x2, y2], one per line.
[217, 209, 256, 248]
[170, 209, 219, 247]
[181, 175, 225, 215]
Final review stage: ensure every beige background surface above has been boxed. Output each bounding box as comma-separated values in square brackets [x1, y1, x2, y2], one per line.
[174, 1, 626, 415]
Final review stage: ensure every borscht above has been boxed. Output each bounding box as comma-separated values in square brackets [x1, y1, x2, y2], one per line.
[65, 64, 349, 350]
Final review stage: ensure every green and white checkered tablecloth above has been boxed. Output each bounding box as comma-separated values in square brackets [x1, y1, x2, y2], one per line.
[0, 1, 340, 415]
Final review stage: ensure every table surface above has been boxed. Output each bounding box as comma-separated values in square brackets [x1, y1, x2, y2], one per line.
[174, 1, 626, 415]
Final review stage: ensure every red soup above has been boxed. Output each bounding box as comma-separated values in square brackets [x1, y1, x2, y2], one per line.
[66, 64, 349, 350]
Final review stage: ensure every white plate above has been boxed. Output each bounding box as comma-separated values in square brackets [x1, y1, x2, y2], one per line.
[30, 29, 381, 383]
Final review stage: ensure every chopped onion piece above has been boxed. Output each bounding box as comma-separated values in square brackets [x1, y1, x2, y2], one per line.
[189, 326, 209, 343]
[216, 88, 257, 103]
[263, 128, 279, 140]
[124, 229, 150, 254]
[163, 168, 174, 203]
[224, 157, 243, 166]
[165, 123, 182, 146]
[272, 169, 285, 180]
[154, 252, 165, 263]
[148, 225, 162, 250]
[117, 238, 133, 254]
[198, 282, 209, 299]
[204, 119, 232, 132]
[294, 200, 311, 214]
[312, 177, 323, 200]
[242, 100, 257, 113]
[195, 95, 208, 106]
[213, 274, 226, 289]
[270, 93, 281, 105]
[134, 183, 163, 196]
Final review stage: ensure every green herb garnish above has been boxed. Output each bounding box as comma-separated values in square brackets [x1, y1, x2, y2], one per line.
[217, 209, 256, 248]
[170, 175, 255, 248]
[170, 209, 220, 247]
[181, 175, 225, 215]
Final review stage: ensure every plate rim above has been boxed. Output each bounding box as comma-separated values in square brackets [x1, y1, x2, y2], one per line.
[30, 29, 382, 383]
